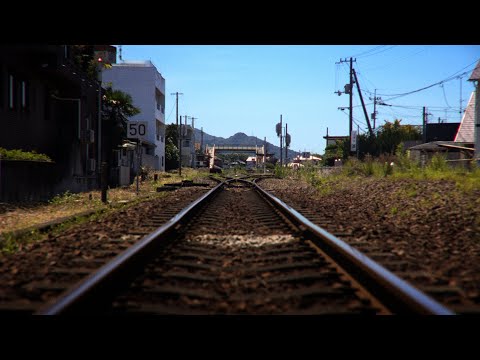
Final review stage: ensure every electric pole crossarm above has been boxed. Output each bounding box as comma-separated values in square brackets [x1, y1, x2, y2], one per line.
[352, 68, 374, 137]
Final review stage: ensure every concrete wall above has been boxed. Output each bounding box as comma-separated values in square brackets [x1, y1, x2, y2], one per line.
[0, 160, 58, 202]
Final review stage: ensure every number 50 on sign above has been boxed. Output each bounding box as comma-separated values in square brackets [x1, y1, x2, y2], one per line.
[128, 121, 148, 141]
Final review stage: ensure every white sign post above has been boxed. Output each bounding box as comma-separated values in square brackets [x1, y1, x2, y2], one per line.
[350, 130, 358, 152]
[128, 121, 148, 141]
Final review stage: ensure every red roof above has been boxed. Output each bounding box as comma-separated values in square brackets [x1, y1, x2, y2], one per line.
[454, 92, 475, 142]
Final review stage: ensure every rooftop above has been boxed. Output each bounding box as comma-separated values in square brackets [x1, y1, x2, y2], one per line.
[454, 92, 475, 143]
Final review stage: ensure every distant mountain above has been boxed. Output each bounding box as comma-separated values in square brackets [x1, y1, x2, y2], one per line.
[193, 129, 299, 159]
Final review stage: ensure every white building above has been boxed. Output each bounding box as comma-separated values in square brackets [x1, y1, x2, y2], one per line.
[101, 60, 166, 171]
[180, 123, 196, 168]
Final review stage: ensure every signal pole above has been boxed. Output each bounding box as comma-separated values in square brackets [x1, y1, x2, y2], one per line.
[284, 123, 288, 166]
[171, 91, 183, 174]
[280, 115, 283, 167]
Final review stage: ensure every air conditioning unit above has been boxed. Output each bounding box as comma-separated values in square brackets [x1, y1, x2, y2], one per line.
[88, 159, 96, 172]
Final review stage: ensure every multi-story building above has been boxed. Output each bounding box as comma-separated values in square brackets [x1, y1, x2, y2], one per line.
[101, 59, 166, 171]
[0, 45, 102, 200]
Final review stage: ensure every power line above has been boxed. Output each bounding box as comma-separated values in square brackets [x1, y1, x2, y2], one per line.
[348, 45, 386, 58]
[165, 102, 175, 122]
[355, 45, 397, 59]
[440, 83, 452, 108]
[360, 46, 431, 72]
[378, 59, 479, 100]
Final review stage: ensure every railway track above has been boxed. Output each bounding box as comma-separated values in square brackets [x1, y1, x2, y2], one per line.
[36, 178, 453, 315]
[0, 180, 217, 314]
[255, 177, 478, 314]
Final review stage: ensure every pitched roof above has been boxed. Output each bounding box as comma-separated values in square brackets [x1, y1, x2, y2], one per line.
[454, 92, 475, 142]
[469, 60, 480, 81]
[409, 141, 472, 151]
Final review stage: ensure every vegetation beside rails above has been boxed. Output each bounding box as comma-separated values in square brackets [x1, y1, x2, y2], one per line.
[0, 209, 106, 254]
[0, 168, 211, 254]
[274, 151, 480, 194]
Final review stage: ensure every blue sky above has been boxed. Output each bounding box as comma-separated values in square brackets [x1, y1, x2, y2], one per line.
[117, 45, 480, 154]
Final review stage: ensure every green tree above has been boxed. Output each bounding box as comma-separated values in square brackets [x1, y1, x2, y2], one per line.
[101, 86, 141, 181]
[357, 119, 421, 158]
[102, 86, 141, 146]
[376, 119, 421, 155]
[165, 124, 179, 170]
[323, 139, 348, 166]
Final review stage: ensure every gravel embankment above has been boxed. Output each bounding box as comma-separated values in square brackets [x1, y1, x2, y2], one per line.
[259, 176, 480, 311]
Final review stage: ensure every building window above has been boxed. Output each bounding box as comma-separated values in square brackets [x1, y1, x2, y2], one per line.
[183, 140, 190, 148]
[8, 74, 15, 109]
[162, 156, 164, 167]
[21, 80, 28, 109]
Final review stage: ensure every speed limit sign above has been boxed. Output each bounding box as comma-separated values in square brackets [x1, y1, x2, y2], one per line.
[128, 121, 148, 141]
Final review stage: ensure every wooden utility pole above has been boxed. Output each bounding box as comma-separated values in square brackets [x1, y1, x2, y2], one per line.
[371, 89, 379, 129]
[170, 91, 183, 174]
[422, 107, 427, 143]
[349, 57, 354, 146]
[179, 115, 183, 176]
[352, 68, 374, 137]
[191, 116, 197, 168]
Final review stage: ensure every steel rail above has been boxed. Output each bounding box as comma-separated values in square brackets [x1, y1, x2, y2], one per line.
[251, 178, 454, 315]
[36, 180, 226, 315]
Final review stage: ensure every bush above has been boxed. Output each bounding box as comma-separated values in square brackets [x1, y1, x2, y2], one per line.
[0, 147, 53, 162]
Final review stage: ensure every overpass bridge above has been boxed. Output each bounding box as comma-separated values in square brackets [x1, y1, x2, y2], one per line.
[205, 145, 266, 169]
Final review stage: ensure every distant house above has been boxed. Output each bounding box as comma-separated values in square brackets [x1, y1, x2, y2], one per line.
[246, 156, 256, 170]
[409, 92, 475, 166]
[426, 122, 460, 142]
[323, 135, 348, 148]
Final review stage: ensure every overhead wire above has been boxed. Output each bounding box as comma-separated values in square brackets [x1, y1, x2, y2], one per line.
[378, 58, 479, 100]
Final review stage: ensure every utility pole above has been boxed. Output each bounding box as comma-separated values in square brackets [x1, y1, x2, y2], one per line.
[349, 57, 354, 149]
[459, 75, 463, 122]
[170, 91, 183, 174]
[179, 115, 183, 176]
[337, 58, 356, 153]
[191, 116, 197, 168]
[263, 136, 266, 174]
[370, 89, 381, 129]
[352, 68, 374, 137]
[280, 115, 283, 167]
[422, 107, 427, 143]
[284, 123, 288, 166]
